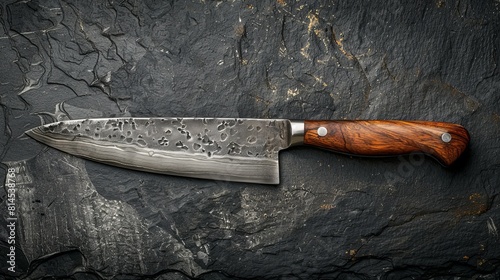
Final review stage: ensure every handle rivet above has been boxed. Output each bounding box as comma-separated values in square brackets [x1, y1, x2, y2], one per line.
[441, 132, 452, 143]
[317, 127, 327, 137]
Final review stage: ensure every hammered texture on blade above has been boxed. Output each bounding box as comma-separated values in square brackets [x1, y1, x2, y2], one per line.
[27, 118, 292, 184]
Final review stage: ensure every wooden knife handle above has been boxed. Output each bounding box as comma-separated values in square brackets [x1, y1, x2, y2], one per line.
[303, 120, 470, 166]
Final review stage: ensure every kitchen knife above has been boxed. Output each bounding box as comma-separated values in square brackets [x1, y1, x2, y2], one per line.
[25, 118, 470, 184]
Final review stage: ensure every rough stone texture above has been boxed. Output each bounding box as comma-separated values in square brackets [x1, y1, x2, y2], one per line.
[0, 0, 499, 279]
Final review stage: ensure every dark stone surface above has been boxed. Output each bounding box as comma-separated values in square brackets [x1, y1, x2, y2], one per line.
[1, 0, 499, 279]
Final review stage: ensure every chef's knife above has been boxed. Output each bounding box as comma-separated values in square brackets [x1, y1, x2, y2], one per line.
[25, 118, 469, 184]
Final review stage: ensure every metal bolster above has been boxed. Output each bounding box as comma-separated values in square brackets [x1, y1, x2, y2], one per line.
[289, 120, 305, 146]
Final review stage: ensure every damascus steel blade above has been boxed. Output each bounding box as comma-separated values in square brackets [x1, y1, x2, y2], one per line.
[26, 118, 293, 184]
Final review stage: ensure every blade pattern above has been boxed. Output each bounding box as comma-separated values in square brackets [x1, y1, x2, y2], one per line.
[27, 118, 291, 184]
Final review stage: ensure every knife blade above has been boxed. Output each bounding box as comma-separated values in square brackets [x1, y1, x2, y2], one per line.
[25, 118, 470, 184]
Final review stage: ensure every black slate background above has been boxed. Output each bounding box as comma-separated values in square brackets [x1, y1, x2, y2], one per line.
[1, 0, 499, 279]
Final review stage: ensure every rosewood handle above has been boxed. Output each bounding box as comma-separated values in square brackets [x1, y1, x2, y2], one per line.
[303, 120, 470, 166]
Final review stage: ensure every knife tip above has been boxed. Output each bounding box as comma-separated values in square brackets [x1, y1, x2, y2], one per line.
[25, 128, 34, 138]
[25, 127, 43, 142]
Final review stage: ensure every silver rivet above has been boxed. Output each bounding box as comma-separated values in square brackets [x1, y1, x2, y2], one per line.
[441, 132, 452, 143]
[317, 127, 327, 137]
